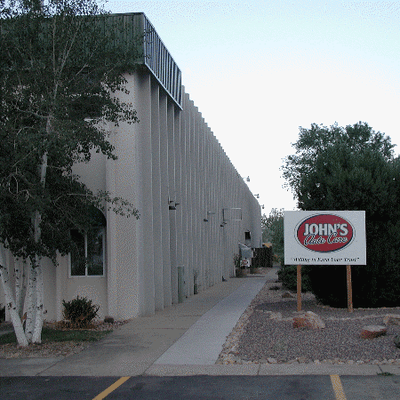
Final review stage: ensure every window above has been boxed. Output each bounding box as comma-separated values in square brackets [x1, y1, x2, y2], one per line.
[70, 226, 105, 277]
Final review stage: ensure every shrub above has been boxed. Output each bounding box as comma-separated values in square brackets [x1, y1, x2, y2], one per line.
[306, 266, 348, 307]
[62, 296, 99, 328]
[252, 247, 273, 269]
[307, 264, 400, 308]
[277, 265, 312, 293]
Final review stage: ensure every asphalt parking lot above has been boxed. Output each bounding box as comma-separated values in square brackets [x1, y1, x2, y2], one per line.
[1, 375, 400, 400]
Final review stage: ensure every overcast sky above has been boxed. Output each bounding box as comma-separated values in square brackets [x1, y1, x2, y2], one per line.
[106, 0, 400, 215]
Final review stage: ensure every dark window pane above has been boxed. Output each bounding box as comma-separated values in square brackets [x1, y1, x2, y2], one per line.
[71, 230, 86, 276]
[87, 227, 104, 276]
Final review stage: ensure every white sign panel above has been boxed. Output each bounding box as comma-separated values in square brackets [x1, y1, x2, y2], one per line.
[284, 211, 366, 265]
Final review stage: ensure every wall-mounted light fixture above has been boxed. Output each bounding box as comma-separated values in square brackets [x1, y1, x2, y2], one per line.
[204, 211, 215, 222]
[254, 194, 260, 198]
[168, 198, 179, 210]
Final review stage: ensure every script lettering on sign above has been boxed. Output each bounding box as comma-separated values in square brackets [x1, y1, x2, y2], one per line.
[296, 214, 354, 253]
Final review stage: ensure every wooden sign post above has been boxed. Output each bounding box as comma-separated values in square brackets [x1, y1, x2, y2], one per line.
[297, 265, 302, 311]
[346, 265, 353, 313]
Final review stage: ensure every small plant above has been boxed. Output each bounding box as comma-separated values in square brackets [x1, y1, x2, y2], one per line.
[62, 296, 99, 329]
[234, 254, 241, 269]
[234, 254, 245, 277]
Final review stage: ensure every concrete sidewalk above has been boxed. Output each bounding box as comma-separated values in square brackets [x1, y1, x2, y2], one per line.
[0, 272, 266, 377]
[1, 267, 399, 377]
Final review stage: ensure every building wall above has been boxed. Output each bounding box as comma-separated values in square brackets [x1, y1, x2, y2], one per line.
[0, 68, 262, 322]
[63, 69, 261, 320]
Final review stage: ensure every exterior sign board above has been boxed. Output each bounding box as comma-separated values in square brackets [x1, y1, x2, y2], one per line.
[284, 211, 366, 265]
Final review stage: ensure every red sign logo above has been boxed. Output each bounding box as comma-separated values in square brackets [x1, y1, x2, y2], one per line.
[296, 214, 354, 253]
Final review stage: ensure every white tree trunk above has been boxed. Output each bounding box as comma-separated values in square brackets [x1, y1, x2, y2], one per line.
[0, 245, 29, 347]
[28, 143, 48, 344]
[14, 258, 27, 318]
[31, 258, 44, 344]
[24, 264, 37, 343]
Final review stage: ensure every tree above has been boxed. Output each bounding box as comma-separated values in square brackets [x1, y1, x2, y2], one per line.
[282, 122, 400, 307]
[261, 208, 284, 261]
[0, 0, 140, 346]
[282, 122, 394, 205]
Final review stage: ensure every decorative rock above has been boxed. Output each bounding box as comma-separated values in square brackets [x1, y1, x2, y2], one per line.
[394, 335, 400, 349]
[269, 312, 282, 320]
[104, 316, 114, 324]
[293, 311, 326, 329]
[267, 357, 277, 364]
[360, 325, 387, 339]
[383, 314, 400, 326]
[282, 291, 294, 298]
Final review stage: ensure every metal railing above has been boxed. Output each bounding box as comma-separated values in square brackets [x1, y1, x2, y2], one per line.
[141, 14, 182, 108]
[107, 13, 182, 108]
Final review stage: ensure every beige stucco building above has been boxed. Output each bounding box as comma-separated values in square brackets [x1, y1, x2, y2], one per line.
[1, 13, 262, 321]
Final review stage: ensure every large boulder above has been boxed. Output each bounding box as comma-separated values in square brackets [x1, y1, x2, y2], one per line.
[293, 311, 325, 329]
[360, 325, 387, 339]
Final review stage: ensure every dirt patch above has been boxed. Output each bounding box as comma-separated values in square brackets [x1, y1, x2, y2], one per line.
[0, 320, 129, 359]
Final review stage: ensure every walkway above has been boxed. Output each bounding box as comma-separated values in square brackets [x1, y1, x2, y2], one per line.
[1, 268, 399, 377]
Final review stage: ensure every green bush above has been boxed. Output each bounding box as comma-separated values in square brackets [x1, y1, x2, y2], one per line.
[277, 265, 312, 292]
[62, 296, 99, 328]
[306, 266, 348, 307]
[307, 263, 400, 308]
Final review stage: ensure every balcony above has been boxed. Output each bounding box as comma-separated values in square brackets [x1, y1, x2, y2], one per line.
[104, 13, 183, 109]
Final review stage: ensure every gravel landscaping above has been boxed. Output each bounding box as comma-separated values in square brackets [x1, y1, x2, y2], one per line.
[218, 279, 400, 365]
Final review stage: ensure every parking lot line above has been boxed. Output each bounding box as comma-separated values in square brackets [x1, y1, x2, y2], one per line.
[330, 375, 347, 400]
[92, 376, 131, 400]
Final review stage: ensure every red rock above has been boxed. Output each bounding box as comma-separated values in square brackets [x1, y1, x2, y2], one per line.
[360, 325, 387, 339]
[293, 311, 325, 330]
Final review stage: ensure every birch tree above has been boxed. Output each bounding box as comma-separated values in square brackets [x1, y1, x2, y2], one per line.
[0, 0, 140, 345]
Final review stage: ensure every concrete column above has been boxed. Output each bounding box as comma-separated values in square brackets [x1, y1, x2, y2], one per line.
[151, 79, 164, 312]
[173, 106, 184, 291]
[186, 95, 196, 293]
[176, 93, 188, 303]
[136, 73, 155, 316]
[161, 94, 173, 308]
